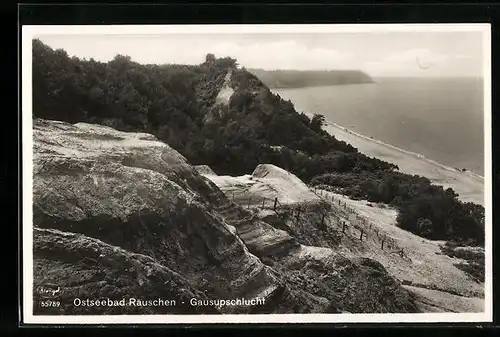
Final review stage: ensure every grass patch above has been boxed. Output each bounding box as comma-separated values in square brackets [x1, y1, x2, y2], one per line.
[453, 261, 484, 283]
[441, 241, 485, 283]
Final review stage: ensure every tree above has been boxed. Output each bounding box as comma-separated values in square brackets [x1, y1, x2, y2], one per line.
[205, 53, 216, 64]
[445, 187, 459, 199]
[417, 218, 433, 237]
[310, 114, 325, 132]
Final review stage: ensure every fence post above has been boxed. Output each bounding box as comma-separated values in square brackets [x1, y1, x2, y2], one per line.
[273, 197, 278, 211]
[381, 238, 385, 250]
[232, 192, 235, 201]
[359, 229, 364, 241]
[342, 222, 347, 234]
[262, 198, 265, 208]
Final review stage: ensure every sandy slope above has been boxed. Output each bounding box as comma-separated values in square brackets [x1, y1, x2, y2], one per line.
[316, 190, 484, 313]
[204, 164, 320, 205]
[201, 164, 485, 313]
[307, 113, 484, 206]
[404, 286, 484, 313]
[215, 70, 235, 106]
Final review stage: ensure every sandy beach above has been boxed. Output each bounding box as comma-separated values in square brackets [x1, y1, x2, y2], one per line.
[306, 113, 484, 206]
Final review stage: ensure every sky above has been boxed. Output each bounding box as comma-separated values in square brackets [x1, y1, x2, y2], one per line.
[36, 31, 485, 78]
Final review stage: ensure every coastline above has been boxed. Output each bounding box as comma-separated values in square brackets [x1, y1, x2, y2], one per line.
[266, 80, 375, 90]
[304, 112, 484, 206]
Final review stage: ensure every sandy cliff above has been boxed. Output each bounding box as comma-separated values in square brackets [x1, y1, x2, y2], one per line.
[32, 119, 282, 314]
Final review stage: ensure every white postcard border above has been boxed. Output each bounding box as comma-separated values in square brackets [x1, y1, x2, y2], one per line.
[21, 23, 493, 324]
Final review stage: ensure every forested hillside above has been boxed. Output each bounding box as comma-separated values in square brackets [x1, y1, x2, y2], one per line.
[31, 39, 485, 246]
[247, 68, 374, 88]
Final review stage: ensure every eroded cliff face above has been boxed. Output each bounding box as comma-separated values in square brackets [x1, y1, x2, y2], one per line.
[34, 227, 217, 315]
[33, 119, 284, 314]
[31, 119, 418, 315]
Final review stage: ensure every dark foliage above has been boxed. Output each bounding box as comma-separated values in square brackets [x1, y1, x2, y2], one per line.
[31, 39, 485, 246]
[311, 172, 484, 245]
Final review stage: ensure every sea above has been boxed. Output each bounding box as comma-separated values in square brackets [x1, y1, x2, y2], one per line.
[273, 77, 485, 176]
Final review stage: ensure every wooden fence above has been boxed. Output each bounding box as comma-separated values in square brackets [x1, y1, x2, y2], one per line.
[228, 188, 411, 261]
[312, 188, 411, 261]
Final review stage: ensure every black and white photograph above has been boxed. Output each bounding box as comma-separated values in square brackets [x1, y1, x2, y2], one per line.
[21, 24, 492, 324]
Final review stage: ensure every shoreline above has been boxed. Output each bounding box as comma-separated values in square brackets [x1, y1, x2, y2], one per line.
[326, 118, 484, 180]
[303, 112, 484, 206]
[267, 81, 375, 90]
